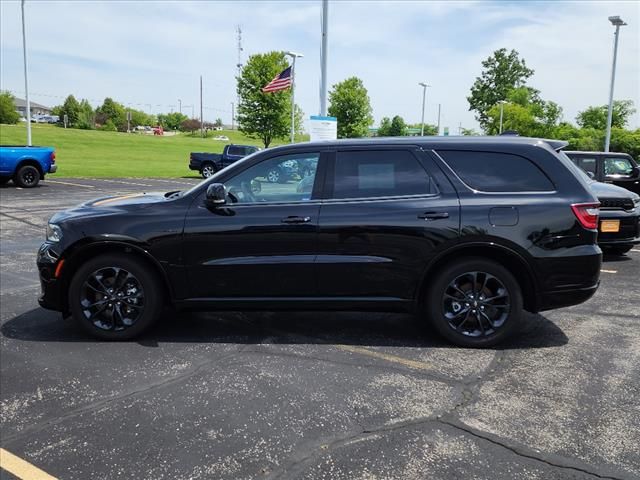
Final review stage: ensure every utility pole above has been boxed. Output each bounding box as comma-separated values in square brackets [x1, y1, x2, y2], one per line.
[437, 103, 441, 136]
[458, 122, 462, 135]
[319, 0, 329, 115]
[231, 102, 235, 130]
[21, 0, 32, 145]
[178, 99, 182, 114]
[200, 75, 204, 138]
[498, 100, 507, 134]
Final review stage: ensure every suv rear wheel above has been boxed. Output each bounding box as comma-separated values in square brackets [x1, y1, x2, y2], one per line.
[425, 258, 523, 347]
[68, 254, 163, 340]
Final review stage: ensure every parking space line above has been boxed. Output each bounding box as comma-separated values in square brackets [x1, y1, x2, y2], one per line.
[46, 180, 95, 188]
[600, 269, 618, 274]
[631, 249, 640, 253]
[336, 344, 433, 371]
[90, 179, 153, 187]
[0, 448, 58, 480]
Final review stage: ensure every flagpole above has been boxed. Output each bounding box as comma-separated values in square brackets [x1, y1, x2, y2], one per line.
[291, 56, 296, 143]
[21, 0, 32, 146]
[285, 52, 303, 144]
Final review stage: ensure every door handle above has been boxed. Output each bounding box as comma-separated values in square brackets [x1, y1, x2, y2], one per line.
[281, 216, 311, 224]
[418, 211, 449, 220]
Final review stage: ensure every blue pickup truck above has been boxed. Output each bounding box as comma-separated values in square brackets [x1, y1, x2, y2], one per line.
[189, 144, 259, 178]
[0, 145, 57, 187]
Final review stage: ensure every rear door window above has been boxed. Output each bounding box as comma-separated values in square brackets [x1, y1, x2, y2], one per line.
[575, 158, 597, 175]
[227, 146, 243, 156]
[437, 150, 554, 192]
[332, 150, 437, 199]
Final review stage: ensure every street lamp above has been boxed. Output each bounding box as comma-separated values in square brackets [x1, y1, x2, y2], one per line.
[418, 82, 430, 136]
[605, 15, 627, 152]
[498, 100, 508, 134]
[285, 51, 303, 143]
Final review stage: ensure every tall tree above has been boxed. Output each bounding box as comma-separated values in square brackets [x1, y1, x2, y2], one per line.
[0, 91, 20, 124]
[328, 77, 374, 138]
[389, 115, 407, 136]
[377, 117, 392, 136]
[576, 100, 635, 130]
[60, 94, 81, 125]
[467, 48, 534, 131]
[237, 51, 292, 147]
[158, 112, 188, 130]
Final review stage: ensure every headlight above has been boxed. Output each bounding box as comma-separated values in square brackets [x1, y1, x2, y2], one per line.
[46, 224, 63, 242]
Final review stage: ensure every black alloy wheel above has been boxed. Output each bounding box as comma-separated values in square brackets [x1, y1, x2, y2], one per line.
[426, 258, 522, 347]
[15, 165, 40, 188]
[69, 254, 162, 340]
[80, 267, 144, 332]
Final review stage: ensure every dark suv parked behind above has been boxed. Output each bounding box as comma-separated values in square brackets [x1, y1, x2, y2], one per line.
[37, 137, 602, 347]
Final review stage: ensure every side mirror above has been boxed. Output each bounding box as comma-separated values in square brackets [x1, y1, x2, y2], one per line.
[632, 166, 640, 178]
[205, 183, 226, 207]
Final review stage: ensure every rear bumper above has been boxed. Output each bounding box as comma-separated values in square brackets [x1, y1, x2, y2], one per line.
[188, 160, 201, 171]
[537, 282, 599, 311]
[533, 246, 602, 312]
[48, 164, 57, 174]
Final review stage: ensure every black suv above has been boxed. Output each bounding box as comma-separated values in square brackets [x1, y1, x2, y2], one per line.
[37, 137, 602, 347]
[565, 151, 640, 195]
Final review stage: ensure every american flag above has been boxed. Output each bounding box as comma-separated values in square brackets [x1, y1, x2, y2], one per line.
[261, 66, 292, 93]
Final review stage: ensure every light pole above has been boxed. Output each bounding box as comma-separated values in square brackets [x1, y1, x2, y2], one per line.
[418, 82, 430, 136]
[178, 99, 182, 114]
[319, 0, 329, 116]
[21, 0, 32, 145]
[605, 15, 627, 152]
[498, 100, 508, 134]
[285, 51, 303, 143]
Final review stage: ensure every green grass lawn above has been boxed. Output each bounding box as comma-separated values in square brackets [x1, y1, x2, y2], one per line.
[0, 123, 308, 178]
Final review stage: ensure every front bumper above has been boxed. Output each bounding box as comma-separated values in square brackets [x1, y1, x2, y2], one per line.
[37, 242, 65, 312]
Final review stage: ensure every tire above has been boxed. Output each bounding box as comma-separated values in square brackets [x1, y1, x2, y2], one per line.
[68, 254, 164, 340]
[14, 165, 41, 188]
[424, 258, 523, 348]
[603, 245, 633, 256]
[266, 167, 281, 183]
[201, 163, 216, 179]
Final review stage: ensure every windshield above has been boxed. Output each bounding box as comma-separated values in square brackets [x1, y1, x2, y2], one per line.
[180, 148, 264, 197]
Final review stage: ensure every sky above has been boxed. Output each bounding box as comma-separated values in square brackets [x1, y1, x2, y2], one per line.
[1, 0, 639, 133]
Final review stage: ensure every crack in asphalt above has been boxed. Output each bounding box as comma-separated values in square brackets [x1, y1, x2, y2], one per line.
[0, 347, 247, 445]
[0, 211, 46, 230]
[439, 419, 629, 480]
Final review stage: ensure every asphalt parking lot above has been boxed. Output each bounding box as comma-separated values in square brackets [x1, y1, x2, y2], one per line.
[1, 178, 639, 480]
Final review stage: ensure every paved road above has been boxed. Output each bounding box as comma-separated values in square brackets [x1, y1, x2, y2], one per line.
[1, 178, 639, 479]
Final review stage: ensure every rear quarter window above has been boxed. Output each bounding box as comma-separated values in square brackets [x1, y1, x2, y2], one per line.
[437, 150, 555, 192]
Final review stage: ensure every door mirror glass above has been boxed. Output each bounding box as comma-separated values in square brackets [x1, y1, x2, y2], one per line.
[205, 183, 226, 206]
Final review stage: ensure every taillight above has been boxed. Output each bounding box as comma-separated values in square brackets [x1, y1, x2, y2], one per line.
[50, 151, 56, 163]
[571, 202, 600, 230]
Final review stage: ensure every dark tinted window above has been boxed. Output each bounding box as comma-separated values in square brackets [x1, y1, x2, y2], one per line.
[438, 150, 554, 192]
[227, 146, 243, 156]
[333, 150, 437, 199]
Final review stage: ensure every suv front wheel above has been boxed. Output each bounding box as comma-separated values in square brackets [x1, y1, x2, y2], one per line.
[425, 258, 523, 348]
[68, 254, 163, 340]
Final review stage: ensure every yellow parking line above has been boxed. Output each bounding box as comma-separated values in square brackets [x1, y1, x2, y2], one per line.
[0, 448, 58, 480]
[336, 344, 433, 371]
[600, 269, 618, 274]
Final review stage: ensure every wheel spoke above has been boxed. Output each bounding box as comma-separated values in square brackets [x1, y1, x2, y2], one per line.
[482, 293, 507, 303]
[455, 310, 472, 329]
[476, 311, 486, 335]
[479, 310, 495, 330]
[87, 303, 108, 320]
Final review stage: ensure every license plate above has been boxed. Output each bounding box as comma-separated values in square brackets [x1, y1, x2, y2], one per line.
[600, 219, 620, 233]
